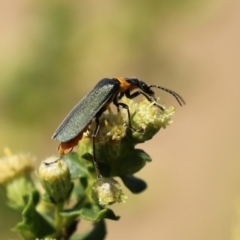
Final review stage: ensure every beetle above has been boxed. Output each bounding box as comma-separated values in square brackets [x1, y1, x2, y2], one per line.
[52, 77, 185, 178]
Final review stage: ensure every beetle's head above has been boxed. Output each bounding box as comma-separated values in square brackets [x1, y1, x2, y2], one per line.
[138, 80, 155, 96]
[124, 78, 185, 106]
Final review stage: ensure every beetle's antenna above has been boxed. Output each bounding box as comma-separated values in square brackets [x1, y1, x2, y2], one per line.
[149, 85, 185, 106]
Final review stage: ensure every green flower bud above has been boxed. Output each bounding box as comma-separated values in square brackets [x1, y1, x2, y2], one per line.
[39, 157, 72, 203]
[92, 177, 127, 206]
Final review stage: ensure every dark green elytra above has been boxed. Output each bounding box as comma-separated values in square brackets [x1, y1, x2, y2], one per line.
[52, 78, 120, 142]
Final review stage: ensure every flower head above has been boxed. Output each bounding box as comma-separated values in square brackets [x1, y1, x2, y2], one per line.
[92, 177, 127, 206]
[83, 112, 127, 144]
[121, 96, 176, 143]
[0, 148, 34, 184]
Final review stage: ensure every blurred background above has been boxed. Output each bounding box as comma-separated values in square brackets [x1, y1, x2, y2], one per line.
[1, 0, 240, 239]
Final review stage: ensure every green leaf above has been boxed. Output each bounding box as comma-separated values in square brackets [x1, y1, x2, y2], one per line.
[70, 178, 88, 206]
[60, 205, 100, 220]
[63, 152, 89, 179]
[111, 148, 152, 176]
[64, 220, 79, 239]
[80, 177, 88, 189]
[81, 152, 93, 162]
[79, 206, 100, 221]
[98, 162, 112, 177]
[80, 206, 120, 221]
[12, 190, 55, 239]
[6, 176, 35, 211]
[97, 208, 120, 221]
[70, 220, 106, 240]
[61, 205, 119, 221]
[121, 175, 147, 193]
[134, 148, 152, 162]
[41, 192, 53, 203]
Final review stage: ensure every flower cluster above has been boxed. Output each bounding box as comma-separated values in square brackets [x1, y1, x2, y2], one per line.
[1, 94, 178, 240]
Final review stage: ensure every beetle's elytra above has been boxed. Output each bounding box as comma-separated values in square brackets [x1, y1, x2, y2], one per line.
[52, 77, 185, 178]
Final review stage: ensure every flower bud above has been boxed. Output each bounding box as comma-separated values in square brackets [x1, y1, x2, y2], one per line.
[92, 177, 127, 206]
[39, 157, 72, 203]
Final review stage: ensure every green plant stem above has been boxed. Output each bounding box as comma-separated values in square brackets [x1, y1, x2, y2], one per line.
[50, 202, 65, 239]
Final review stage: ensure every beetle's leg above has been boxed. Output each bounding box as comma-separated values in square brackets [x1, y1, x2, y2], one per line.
[125, 89, 152, 101]
[91, 117, 102, 179]
[113, 97, 143, 133]
[118, 102, 143, 133]
[117, 92, 125, 100]
[125, 90, 165, 111]
[119, 89, 154, 104]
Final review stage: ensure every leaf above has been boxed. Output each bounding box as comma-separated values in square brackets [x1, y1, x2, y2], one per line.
[134, 148, 152, 162]
[6, 176, 35, 211]
[121, 175, 147, 193]
[98, 162, 112, 177]
[61, 205, 120, 221]
[70, 178, 88, 207]
[63, 152, 89, 179]
[41, 192, 53, 203]
[65, 220, 79, 239]
[111, 148, 152, 176]
[70, 220, 106, 240]
[97, 208, 120, 221]
[80, 206, 120, 221]
[80, 177, 88, 189]
[12, 190, 55, 239]
[81, 152, 93, 162]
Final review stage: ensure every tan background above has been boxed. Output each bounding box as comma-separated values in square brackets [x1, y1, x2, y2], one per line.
[1, 0, 240, 239]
